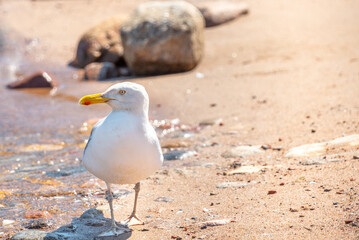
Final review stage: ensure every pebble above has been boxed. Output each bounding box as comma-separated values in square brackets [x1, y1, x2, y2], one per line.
[199, 219, 233, 228]
[11, 230, 47, 240]
[227, 166, 261, 175]
[154, 196, 174, 203]
[229, 161, 242, 169]
[328, 134, 359, 147]
[24, 220, 49, 229]
[222, 146, 264, 158]
[174, 168, 198, 176]
[196, 72, 204, 79]
[345, 220, 354, 224]
[285, 143, 326, 158]
[3, 219, 15, 226]
[216, 181, 256, 189]
[163, 150, 197, 161]
[199, 118, 223, 126]
[286, 134, 359, 158]
[161, 138, 193, 148]
[267, 190, 277, 195]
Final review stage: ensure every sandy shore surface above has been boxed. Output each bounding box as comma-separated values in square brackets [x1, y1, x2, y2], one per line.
[1, 0, 359, 239]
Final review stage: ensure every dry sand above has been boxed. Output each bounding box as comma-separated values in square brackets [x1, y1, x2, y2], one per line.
[1, 0, 359, 239]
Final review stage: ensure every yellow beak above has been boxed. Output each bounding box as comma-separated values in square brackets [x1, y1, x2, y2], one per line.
[79, 93, 111, 105]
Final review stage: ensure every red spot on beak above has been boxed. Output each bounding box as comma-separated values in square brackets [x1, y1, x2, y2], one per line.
[84, 101, 91, 105]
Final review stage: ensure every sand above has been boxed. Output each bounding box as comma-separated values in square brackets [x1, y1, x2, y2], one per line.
[1, 0, 359, 239]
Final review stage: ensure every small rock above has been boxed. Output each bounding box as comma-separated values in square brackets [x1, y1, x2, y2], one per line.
[3, 219, 15, 226]
[11, 230, 47, 240]
[286, 134, 359, 158]
[216, 181, 256, 189]
[289, 208, 298, 212]
[84, 62, 118, 80]
[222, 146, 264, 158]
[174, 168, 198, 176]
[345, 220, 354, 224]
[261, 145, 272, 150]
[154, 196, 174, 202]
[333, 202, 339, 205]
[285, 143, 326, 158]
[24, 210, 53, 219]
[161, 138, 193, 148]
[353, 155, 359, 160]
[267, 190, 277, 195]
[195, 1, 248, 27]
[24, 220, 49, 229]
[199, 219, 233, 228]
[227, 166, 261, 175]
[120, 1, 205, 75]
[7, 71, 58, 89]
[229, 161, 242, 169]
[199, 118, 223, 126]
[299, 159, 326, 166]
[196, 72, 204, 79]
[163, 150, 197, 161]
[328, 134, 359, 147]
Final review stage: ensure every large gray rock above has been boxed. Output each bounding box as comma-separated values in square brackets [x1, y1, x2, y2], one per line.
[71, 16, 127, 68]
[120, 1, 205, 75]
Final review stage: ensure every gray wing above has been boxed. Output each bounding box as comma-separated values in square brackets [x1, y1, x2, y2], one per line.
[83, 118, 104, 156]
[84, 125, 96, 154]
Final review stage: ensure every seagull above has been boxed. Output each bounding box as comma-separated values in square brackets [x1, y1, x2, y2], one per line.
[79, 82, 163, 236]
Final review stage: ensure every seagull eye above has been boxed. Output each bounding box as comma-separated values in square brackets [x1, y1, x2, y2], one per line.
[119, 90, 126, 95]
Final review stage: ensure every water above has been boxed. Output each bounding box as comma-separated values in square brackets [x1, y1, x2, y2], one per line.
[0, 31, 204, 238]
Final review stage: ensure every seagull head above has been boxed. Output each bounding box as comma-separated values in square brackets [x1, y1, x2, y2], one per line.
[79, 82, 149, 113]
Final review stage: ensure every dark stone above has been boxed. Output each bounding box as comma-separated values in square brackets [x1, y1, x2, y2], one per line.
[25, 220, 50, 229]
[7, 71, 58, 89]
[70, 16, 127, 68]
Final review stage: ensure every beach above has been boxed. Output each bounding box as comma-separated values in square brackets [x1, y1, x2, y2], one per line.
[1, 0, 359, 239]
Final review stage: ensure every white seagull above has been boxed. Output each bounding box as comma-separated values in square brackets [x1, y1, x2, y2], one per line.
[79, 82, 163, 235]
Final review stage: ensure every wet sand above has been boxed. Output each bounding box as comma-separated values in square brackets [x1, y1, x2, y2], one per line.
[1, 0, 359, 239]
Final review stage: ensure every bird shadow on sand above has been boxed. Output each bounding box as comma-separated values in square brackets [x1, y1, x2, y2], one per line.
[44, 208, 132, 240]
